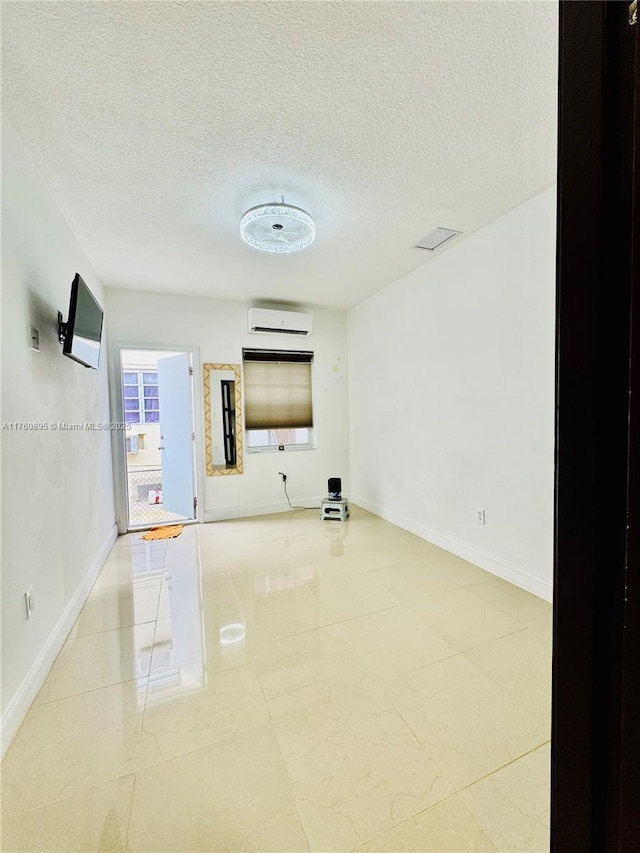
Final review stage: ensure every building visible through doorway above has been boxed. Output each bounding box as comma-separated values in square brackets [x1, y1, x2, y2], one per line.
[121, 349, 195, 529]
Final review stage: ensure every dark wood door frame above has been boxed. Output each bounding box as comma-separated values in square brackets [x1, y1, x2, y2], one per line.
[553, 2, 638, 850]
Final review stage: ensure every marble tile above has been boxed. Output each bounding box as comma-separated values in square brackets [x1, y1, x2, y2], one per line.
[274, 690, 453, 851]
[386, 655, 548, 791]
[404, 582, 529, 652]
[280, 518, 406, 569]
[358, 792, 497, 852]
[152, 594, 250, 676]
[236, 584, 322, 640]
[35, 625, 152, 704]
[307, 572, 402, 626]
[257, 508, 327, 541]
[69, 576, 162, 639]
[91, 559, 135, 597]
[344, 521, 439, 558]
[459, 743, 551, 852]
[128, 726, 309, 852]
[196, 516, 274, 549]
[464, 628, 552, 730]
[130, 576, 164, 625]
[156, 539, 238, 617]
[281, 533, 340, 570]
[263, 530, 340, 567]
[531, 622, 552, 652]
[69, 589, 136, 639]
[200, 569, 239, 605]
[470, 577, 553, 635]
[111, 533, 140, 550]
[159, 533, 201, 575]
[149, 612, 203, 668]
[230, 559, 318, 603]
[113, 532, 146, 548]
[203, 540, 291, 583]
[1, 682, 143, 817]
[139, 664, 270, 769]
[155, 571, 197, 610]
[255, 626, 375, 718]
[308, 545, 406, 579]
[115, 534, 168, 552]
[2, 505, 551, 853]
[370, 555, 491, 604]
[110, 538, 168, 566]
[1, 775, 135, 852]
[334, 605, 459, 674]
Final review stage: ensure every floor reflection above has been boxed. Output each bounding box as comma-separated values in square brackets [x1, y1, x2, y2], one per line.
[252, 564, 316, 596]
[322, 517, 350, 556]
[219, 622, 246, 646]
[131, 535, 210, 706]
[2, 508, 552, 852]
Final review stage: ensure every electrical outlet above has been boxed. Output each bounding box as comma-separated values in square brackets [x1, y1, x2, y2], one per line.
[30, 326, 40, 351]
[25, 586, 34, 618]
[476, 509, 486, 525]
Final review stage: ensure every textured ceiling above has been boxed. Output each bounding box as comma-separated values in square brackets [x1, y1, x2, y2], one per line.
[1, 1, 558, 309]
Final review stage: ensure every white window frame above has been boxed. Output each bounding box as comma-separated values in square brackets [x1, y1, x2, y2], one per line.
[123, 369, 161, 426]
[245, 426, 315, 453]
[243, 353, 316, 453]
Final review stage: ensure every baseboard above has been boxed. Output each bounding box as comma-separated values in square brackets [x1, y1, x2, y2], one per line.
[0, 523, 118, 759]
[352, 495, 552, 603]
[203, 496, 324, 523]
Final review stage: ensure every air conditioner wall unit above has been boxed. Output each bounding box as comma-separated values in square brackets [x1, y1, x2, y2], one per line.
[248, 307, 313, 336]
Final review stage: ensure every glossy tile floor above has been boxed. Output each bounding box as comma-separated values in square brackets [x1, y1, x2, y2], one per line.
[1, 506, 552, 852]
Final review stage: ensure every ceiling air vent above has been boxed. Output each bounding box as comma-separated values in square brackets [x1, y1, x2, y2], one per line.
[413, 228, 462, 251]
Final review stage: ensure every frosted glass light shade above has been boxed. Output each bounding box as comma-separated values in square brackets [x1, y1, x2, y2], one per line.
[240, 203, 316, 254]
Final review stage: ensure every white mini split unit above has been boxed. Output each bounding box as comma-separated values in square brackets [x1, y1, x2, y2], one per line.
[247, 307, 313, 336]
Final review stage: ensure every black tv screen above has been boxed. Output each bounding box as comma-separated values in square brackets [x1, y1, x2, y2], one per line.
[63, 274, 104, 369]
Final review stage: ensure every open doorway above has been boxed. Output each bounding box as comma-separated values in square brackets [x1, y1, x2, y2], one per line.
[120, 348, 198, 530]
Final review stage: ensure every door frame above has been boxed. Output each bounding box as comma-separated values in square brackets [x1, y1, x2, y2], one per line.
[109, 342, 205, 534]
[553, 2, 639, 849]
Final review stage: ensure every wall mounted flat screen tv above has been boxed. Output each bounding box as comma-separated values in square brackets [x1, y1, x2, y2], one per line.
[60, 273, 104, 369]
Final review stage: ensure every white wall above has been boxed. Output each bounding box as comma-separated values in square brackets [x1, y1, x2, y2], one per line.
[1, 120, 116, 751]
[348, 187, 556, 600]
[105, 290, 349, 522]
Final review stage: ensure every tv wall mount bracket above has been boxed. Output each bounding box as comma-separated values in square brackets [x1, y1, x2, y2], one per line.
[58, 311, 69, 345]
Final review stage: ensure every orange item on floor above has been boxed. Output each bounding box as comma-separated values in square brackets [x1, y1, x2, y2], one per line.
[141, 524, 184, 540]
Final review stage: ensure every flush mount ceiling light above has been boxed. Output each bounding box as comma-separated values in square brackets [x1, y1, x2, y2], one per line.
[240, 199, 316, 254]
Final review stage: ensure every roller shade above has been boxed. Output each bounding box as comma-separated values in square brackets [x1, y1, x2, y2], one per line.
[243, 350, 313, 430]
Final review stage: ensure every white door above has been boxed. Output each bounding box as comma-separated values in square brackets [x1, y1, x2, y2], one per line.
[157, 353, 196, 519]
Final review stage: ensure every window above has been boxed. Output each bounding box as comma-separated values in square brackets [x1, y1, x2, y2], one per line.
[123, 371, 161, 424]
[125, 434, 139, 453]
[243, 349, 313, 449]
[246, 427, 310, 450]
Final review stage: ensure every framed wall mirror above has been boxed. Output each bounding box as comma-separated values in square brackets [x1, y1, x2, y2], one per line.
[203, 363, 243, 475]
